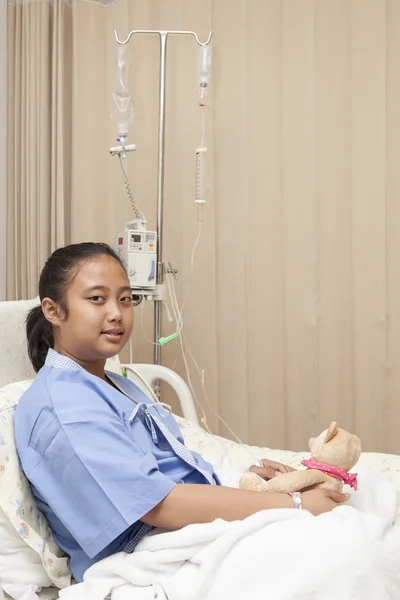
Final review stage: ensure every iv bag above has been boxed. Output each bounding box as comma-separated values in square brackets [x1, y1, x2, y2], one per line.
[111, 44, 134, 138]
[198, 43, 212, 97]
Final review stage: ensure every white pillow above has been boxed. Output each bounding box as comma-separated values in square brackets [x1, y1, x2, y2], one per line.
[0, 380, 71, 590]
[0, 506, 52, 600]
[174, 415, 309, 472]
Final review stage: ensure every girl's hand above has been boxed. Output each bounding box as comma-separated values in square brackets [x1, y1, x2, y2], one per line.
[302, 488, 350, 515]
[249, 459, 296, 480]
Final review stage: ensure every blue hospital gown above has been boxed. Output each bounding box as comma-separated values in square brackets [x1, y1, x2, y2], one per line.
[15, 349, 217, 582]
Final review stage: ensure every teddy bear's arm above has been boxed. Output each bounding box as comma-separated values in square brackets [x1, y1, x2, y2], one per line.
[240, 469, 329, 494]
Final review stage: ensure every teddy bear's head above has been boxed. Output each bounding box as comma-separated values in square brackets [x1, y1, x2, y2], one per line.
[308, 422, 361, 471]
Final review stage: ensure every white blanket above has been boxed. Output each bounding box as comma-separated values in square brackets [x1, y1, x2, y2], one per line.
[59, 467, 400, 600]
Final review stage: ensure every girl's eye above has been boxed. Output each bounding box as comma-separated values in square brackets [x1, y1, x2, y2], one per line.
[89, 296, 105, 303]
[121, 296, 133, 303]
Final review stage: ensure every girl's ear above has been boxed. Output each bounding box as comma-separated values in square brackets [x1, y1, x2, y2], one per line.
[41, 298, 64, 328]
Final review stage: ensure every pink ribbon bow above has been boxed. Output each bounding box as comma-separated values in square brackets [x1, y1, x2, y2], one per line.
[301, 458, 358, 491]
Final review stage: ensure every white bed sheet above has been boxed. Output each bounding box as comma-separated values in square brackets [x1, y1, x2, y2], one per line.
[17, 417, 400, 600]
[176, 416, 400, 491]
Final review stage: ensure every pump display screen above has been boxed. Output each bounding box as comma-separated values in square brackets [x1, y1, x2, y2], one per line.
[131, 234, 141, 243]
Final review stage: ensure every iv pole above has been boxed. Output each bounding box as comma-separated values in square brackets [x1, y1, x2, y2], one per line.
[114, 29, 213, 368]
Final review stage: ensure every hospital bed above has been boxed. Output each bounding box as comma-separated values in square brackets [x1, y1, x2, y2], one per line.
[1, 299, 400, 600]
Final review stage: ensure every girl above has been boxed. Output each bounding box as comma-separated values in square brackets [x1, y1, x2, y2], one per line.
[15, 243, 349, 583]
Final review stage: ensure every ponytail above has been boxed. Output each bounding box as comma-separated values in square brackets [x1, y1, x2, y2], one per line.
[26, 305, 55, 373]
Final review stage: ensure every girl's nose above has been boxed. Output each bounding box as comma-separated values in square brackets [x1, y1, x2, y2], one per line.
[107, 302, 122, 321]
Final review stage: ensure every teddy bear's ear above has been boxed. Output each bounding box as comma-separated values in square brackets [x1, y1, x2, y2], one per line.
[308, 437, 315, 450]
[324, 421, 338, 443]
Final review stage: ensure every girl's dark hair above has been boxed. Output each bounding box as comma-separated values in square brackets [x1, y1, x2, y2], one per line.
[27, 242, 126, 373]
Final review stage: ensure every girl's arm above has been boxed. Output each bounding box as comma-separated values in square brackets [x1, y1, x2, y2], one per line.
[142, 484, 349, 528]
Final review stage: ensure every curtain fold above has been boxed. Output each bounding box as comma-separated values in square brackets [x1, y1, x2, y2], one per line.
[7, 0, 400, 453]
[0, 0, 7, 300]
[7, 0, 70, 298]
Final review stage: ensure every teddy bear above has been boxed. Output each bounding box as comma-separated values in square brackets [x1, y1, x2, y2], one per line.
[240, 421, 361, 494]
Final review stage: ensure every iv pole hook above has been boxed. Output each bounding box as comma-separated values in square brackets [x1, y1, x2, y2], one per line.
[114, 29, 213, 46]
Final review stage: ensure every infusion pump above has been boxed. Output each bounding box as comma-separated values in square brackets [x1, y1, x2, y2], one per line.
[115, 220, 157, 290]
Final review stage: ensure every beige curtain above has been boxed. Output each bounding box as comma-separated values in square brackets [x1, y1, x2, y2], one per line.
[0, 0, 7, 300]
[7, 0, 400, 454]
[7, 0, 71, 298]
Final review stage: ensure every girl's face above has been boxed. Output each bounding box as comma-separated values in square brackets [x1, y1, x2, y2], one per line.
[47, 256, 134, 372]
